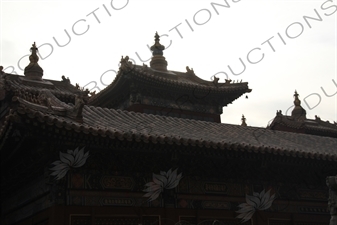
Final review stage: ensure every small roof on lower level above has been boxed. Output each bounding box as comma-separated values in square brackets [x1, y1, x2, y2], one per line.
[268, 91, 337, 138]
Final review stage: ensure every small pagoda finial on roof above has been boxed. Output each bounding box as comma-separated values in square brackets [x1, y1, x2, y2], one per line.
[150, 32, 168, 71]
[24, 42, 43, 81]
[29, 42, 39, 63]
[150, 32, 165, 56]
[294, 90, 301, 106]
[291, 90, 306, 121]
[241, 114, 247, 126]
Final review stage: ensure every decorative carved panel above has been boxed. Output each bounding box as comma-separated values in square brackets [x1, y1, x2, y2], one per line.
[70, 215, 91, 225]
[100, 176, 134, 190]
[99, 197, 135, 206]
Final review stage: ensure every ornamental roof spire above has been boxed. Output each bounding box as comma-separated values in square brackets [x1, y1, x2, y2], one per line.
[291, 90, 306, 121]
[241, 114, 247, 126]
[24, 42, 43, 81]
[150, 32, 165, 56]
[149, 32, 168, 71]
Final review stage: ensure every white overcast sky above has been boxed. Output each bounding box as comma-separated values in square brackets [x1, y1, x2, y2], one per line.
[0, 0, 336, 127]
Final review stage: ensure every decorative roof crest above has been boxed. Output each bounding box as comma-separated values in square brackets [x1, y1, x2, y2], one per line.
[119, 55, 135, 73]
[294, 90, 301, 106]
[150, 32, 165, 56]
[29, 42, 39, 63]
[149, 32, 168, 71]
[186, 66, 195, 75]
[24, 42, 44, 80]
[291, 90, 306, 121]
[241, 114, 247, 126]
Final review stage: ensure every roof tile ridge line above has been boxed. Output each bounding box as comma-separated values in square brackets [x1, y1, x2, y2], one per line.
[305, 124, 337, 132]
[88, 70, 124, 103]
[16, 104, 123, 141]
[19, 89, 86, 122]
[136, 64, 247, 91]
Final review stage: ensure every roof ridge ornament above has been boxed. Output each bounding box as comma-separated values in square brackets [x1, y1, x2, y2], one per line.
[119, 55, 135, 73]
[149, 32, 168, 71]
[24, 42, 44, 81]
[291, 90, 306, 121]
[186, 66, 195, 75]
[241, 114, 247, 126]
[294, 90, 301, 106]
[29, 42, 39, 63]
[150, 32, 165, 56]
[16, 89, 86, 122]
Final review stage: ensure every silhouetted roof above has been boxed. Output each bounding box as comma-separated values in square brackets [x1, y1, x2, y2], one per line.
[0, 73, 86, 102]
[268, 91, 337, 138]
[269, 114, 337, 138]
[3, 96, 337, 162]
[89, 62, 251, 107]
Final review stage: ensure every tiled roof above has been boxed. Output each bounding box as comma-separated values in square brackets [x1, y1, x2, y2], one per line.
[269, 114, 337, 138]
[6, 99, 337, 161]
[89, 61, 251, 105]
[1, 74, 84, 101]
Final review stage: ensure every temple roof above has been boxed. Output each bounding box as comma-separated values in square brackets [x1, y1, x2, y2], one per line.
[2, 40, 335, 162]
[2, 93, 337, 161]
[88, 56, 251, 107]
[0, 43, 88, 103]
[268, 91, 337, 138]
[89, 33, 251, 112]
